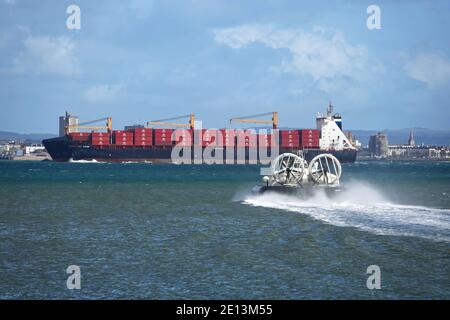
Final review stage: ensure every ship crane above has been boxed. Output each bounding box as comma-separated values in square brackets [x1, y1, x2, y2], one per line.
[229, 112, 278, 129]
[65, 117, 112, 134]
[147, 114, 195, 130]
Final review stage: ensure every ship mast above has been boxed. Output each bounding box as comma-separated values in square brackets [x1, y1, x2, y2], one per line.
[327, 101, 333, 117]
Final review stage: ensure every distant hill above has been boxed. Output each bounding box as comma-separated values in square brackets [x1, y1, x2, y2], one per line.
[349, 128, 450, 146]
[0, 131, 58, 143]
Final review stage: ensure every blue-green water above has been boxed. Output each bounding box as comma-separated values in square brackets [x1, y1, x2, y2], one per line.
[0, 160, 449, 299]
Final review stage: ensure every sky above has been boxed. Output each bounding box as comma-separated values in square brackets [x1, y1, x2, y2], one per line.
[0, 0, 449, 133]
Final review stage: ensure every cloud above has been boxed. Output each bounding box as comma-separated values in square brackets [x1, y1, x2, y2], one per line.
[130, 0, 155, 19]
[8, 35, 80, 76]
[404, 51, 450, 89]
[4, 0, 16, 5]
[84, 84, 125, 103]
[212, 24, 383, 92]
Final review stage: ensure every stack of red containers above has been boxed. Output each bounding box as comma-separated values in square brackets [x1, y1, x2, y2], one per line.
[174, 129, 193, 147]
[201, 129, 218, 147]
[91, 132, 110, 146]
[299, 129, 320, 148]
[154, 129, 173, 146]
[113, 130, 134, 146]
[221, 129, 235, 147]
[280, 130, 300, 148]
[236, 130, 257, 147]
[258, 133, 277, 148]
[69, 132, 91, 142]
[132, 128, 153, 146]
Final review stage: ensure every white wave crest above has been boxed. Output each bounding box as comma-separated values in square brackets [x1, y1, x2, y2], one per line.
[242, 182, 450, 242]
[68, 158, 100, 163]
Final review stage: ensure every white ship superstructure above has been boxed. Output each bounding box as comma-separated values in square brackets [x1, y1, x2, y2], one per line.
[316, 103, 355, 151]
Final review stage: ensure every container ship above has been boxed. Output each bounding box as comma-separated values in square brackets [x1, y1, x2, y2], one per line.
[42, 104, 357, 164]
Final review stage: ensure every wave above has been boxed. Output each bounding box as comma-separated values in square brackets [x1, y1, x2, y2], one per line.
[68, 158, 101, 163]
[241, 182, 450, 242]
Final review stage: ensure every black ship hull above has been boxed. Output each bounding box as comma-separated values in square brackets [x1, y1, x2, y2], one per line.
[43, 136, 357, 163]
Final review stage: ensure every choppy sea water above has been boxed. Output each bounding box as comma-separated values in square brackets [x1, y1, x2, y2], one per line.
[0, 160, 449, 299]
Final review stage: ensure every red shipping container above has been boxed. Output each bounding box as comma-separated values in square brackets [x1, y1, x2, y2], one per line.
[91, 132, 110, 146]
[91, 138, 108, 143]
[281, 135, 299, 142]
[223, 138, 234, 147]
[115, 141, 133, 146]
[301, 136, 320, 142]
[130, 128, 152, 134]
[236, 130, 257, 147]
[280, 130, 299, 135]
[133, 131, 152, 137]
[201, 139, 217, 146]
[114, 131, 133, 136]
[300, 142, 320, 148]
[92, 136, 107, 140]
[202, 140, 217, 147]
[237, 141, 257, 147]
[300, 138, 319, 144]
[154, 135, 172, 140]
[135, 135, 152, 141]
[154, 133, 169, 137]
[135, 138, 152, 142]
[220, 129, 235, 147]
[134, 130, 152, 135]
[280, 132, 299, 137]
[92, 132, 110, 140]
[134, 142, 152, 146]
[116, 137, 134, 141]
[300, 133, 320, 138]
[174, 129, 193, 146]
[191, 129, 219, 146]
[280, 137, 300, 147]
[69, 132, 90, 137]
[202, 129, 217, 136]
[134, 141, 152, 146]
[92, 132, 109, 137]
[113, 131, 132, 136]
[301, 135, 319, 140]
[299, 129, 320, 135]
[114, 131, 133, 139]
[280, 135, 299, 142]
[201, 129, 219, 146]
[154, 129, 173, 135]
[154, 131, 173, 145]
[69, 132, 91, 141]
[154, 136, 172, 141]
[135, 135, 152, 139]
[258, 134, 278, 147]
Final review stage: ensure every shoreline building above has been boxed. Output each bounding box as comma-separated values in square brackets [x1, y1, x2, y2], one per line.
[388, 129, 448, 159]
[369, 132, 389, 157]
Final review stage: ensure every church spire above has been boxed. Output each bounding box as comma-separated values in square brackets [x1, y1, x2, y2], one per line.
[408, 130, 416, 146]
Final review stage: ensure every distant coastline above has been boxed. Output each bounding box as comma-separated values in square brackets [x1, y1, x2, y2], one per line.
[356, 156, 450, 162]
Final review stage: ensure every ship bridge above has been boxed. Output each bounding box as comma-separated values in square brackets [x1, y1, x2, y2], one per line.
[316, 103, 355, 151]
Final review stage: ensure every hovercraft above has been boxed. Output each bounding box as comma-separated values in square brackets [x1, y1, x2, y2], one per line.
[252, 152, 343, 196]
